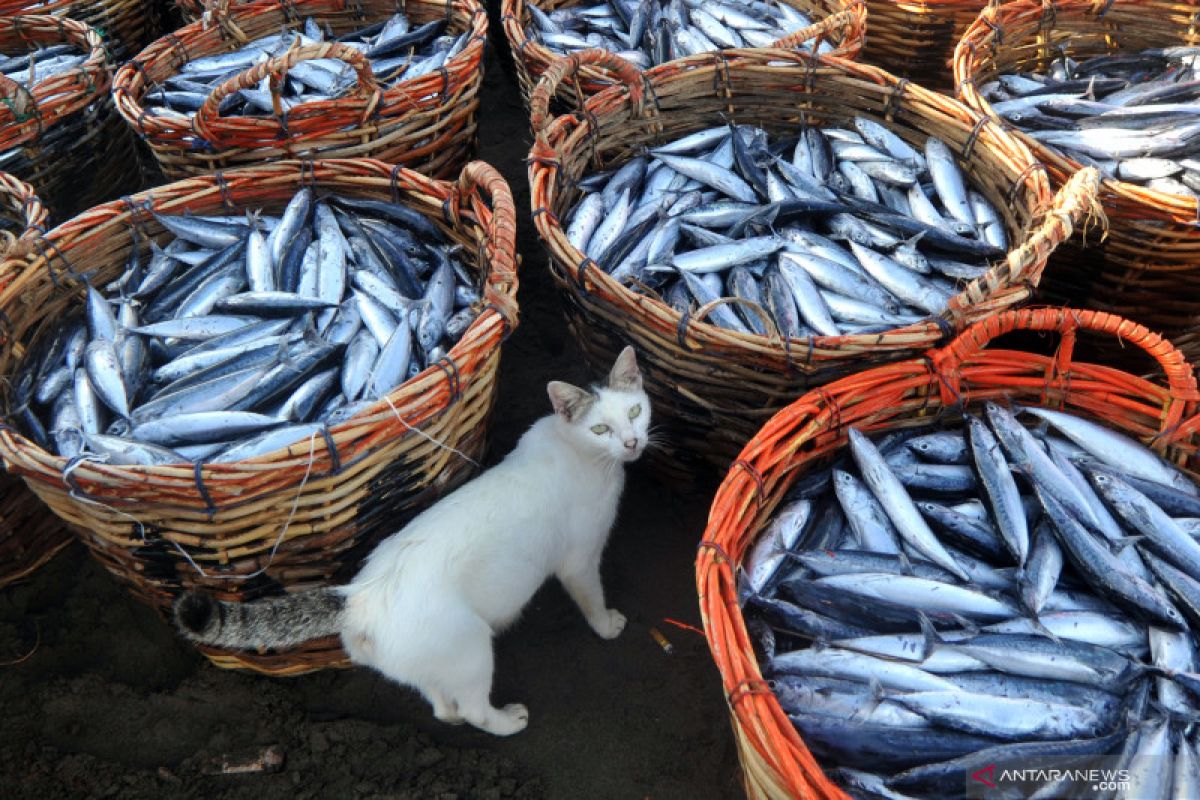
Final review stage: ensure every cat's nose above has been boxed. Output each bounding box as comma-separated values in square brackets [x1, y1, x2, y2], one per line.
[623, 437, 639, 450]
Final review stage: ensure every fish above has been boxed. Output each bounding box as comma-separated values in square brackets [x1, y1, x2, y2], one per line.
[848, 428, 970, 581]
[527, 0, 834, 69]
[740, 412, 1200, 795]
[143, 13, 469, 129]
[562, 120, 1006, 341]
[9, 187, 482, 466]
[984, 49, 1200, 198]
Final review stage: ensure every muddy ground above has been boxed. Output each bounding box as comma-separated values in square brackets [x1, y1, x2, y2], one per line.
[0, 23, 745, 800]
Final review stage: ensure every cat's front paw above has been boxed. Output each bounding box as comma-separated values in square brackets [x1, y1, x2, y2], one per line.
[591, 608, 626, 640]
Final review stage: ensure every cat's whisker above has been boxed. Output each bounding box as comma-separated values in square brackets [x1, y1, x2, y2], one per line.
[644, 427, 670, 451]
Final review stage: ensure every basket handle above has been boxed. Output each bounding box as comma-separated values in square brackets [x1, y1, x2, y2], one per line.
[0, 171, 47, 259]
[452, 161, 520, 328]
[930, 307, 1200, 408]
[1007, 166, 1103, 288]
[191, 40, 382, 147]
[946, 166, 1102, 319]
[770, 7, 856, 51]
[0, 71, 40, 135]
[529, 48, 644, 137]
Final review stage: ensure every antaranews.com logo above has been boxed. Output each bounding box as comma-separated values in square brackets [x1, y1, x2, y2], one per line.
[966, 757, 1134, 798]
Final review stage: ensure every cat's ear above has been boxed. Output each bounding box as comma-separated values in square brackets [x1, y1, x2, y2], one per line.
[548, 381, 595, 422]
[607, 346, 641, 391]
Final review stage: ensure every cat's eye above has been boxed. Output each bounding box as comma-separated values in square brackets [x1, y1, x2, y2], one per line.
[628, 404, 641, 420]
[590, 424, 609, 435]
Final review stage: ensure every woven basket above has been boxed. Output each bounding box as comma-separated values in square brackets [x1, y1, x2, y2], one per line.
[955, 0, 1200, 342]
[112, 0, 487, 181]
[500, 0, 867, 112]
[0, 14, 143, 223]
[859, 0, 987, 90]
[0, 158, 519, 674]
[696, 307, 1200, 800]
[0, 170, 71, 589]
[0, 0, 164, 61]
[528, 47, 1101, 487]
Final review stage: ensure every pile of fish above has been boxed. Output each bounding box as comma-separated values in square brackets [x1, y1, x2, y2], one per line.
[0, 44, 88, 93]
[982, 46, 1200, 196]
[564, 120, 1008, 338]
[741, 404, 1200, 798]
[6, 187, 481, 466]
[524, 0, 833, 69]
[145, 14, 471, 120]
[0, 44, 94, 175]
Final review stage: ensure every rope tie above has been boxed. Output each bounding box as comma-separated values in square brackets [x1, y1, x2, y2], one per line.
[962, 116, 989, 161]
[434, 355, 462, 405]
[733, 459, 766, 505]
[193, 460, 216, 513]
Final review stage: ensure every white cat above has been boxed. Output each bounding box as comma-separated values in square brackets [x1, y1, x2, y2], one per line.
[176, 346, 651, 736]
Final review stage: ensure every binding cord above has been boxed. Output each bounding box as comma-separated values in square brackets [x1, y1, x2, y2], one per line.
[381, 393, 479, 468]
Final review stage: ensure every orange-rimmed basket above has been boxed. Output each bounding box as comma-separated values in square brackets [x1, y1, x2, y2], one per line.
[0, 170, 72, 589]
[0, 0, 164, 61]
[500, 0, 867, 112]
[954, 0, 1200, 358]
[112, 0, 487, 181]
[0, 158, 519, 674]
[696, 307, 1200, 799]
[528, 46, 1101, 487]
[859, 0, 988, 90]
[0, 14, 142, 222]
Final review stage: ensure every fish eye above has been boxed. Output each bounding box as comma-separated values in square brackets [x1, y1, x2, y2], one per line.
[628, 404, 641, 419]
[590, 424, 609, 435]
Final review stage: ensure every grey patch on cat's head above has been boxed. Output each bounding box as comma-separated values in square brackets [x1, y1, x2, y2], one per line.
[607, 346, 641, 392]
[547, 381, 596, 422]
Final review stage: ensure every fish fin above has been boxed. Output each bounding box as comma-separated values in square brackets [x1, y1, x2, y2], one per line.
[1111, 535, 1145, 554]
[897, 549, 914, 576]
[899, 230, 926, 249]
[1146, 697, 1200, 724]
[735, 570, 756, 606]
[850, 678, 885, 723]
[917, 611, 943, 657]
[1027, 615, 1062, 645]
[948, 613, 981, 636]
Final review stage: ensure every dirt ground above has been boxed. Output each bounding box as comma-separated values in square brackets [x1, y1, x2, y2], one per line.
[0, 24, 746, 800]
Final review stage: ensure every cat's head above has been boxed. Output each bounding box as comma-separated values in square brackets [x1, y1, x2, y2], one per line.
[547, 346, 651, 463]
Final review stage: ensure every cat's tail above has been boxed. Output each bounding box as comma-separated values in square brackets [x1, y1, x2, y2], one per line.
[173, 588, 346, 650]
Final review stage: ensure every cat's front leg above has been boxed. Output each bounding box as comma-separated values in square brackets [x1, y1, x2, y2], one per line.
[559, 565, 626, 640]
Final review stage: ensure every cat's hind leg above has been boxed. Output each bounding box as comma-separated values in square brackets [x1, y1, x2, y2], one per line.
[426, 688, 464, 725]
[436, 613, 528, 736]
[390, 607, 527, 736]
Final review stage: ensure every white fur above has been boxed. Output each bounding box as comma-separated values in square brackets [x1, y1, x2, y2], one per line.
[337, 348, 650, 736]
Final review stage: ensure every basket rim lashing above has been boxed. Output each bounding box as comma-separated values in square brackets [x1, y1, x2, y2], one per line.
[111, 0, 488, 180]
[499, 0, 868, 109]
[527, 46, 1101, 479]
[0, 158, 519, 674]
[0, 0, 160, 61]
[696, 307, 1200, 800]
[954, 0, 1200, 231]
[0, 14, 112, 152]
